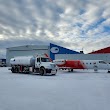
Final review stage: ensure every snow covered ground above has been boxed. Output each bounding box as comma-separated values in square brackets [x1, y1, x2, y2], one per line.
[0, 67, 110, 110]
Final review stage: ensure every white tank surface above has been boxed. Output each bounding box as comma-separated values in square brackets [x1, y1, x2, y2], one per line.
[10, 56, 35, 66]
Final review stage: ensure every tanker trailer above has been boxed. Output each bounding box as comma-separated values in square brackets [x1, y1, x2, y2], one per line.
[10, 56, 35, 73]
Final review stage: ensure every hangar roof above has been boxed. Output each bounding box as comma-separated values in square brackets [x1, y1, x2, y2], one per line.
[89, 46, 110, 54]
[6, 45, 49, 50]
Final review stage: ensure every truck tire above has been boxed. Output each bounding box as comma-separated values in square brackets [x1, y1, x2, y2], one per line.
[108, 70, 110, 73]
[40, 67, 46, 76]
[14, 66, 18, 73]
[11, 67, 15, 73]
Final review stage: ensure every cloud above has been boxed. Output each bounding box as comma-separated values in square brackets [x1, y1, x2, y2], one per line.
[0, 0, 110, 58]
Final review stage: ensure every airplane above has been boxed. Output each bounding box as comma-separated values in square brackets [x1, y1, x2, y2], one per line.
[53, 59, 110, 73]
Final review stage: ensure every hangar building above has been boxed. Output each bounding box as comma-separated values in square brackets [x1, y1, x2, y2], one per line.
[55, 46, 110, 63]
[6, 44, 110, 66]
[6, 43, 80, 66]
[6, 45, 49, 66]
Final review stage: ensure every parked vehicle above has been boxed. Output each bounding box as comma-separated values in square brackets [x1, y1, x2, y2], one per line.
[10, 54, 57, 75]
[0, 61, 6, 67]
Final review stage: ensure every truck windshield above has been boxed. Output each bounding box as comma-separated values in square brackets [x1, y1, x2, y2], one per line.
[41, 58, 50, 62]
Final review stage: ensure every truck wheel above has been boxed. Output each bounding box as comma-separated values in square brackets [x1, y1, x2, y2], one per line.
[40, 68, 46, 76]
[14, 67, 18, 73]
[11, 67, 15, 73]
[108, 70, 110, 73]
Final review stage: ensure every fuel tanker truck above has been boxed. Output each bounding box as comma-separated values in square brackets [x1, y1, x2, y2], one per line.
[9, 54, 57, 75]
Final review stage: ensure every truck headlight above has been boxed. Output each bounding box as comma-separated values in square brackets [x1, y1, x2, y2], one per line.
[45, 65, 51, 68]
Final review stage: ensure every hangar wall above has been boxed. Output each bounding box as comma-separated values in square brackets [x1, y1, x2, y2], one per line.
[6, 45, 49, 66]
[50, 43, 80, 60]
[55, 54, 110, 63]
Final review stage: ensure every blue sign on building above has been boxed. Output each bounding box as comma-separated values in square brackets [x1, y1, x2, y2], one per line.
[50, 43, 80, 60]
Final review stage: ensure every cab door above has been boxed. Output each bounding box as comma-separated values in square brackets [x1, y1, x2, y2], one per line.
[35, 57, 41, 68]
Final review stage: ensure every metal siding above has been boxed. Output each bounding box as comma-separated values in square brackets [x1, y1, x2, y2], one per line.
[6, 45, 49, 66]
[55, 54, 110, 63]
[7, 45, 49, 50]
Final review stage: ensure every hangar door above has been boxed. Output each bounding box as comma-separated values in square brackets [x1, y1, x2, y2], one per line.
[9, 49, 48, 57]
[7, 49, 49, 66]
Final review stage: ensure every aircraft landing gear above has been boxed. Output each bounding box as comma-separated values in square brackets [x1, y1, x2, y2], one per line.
[94, 66, 98, 72]
[68, 69, 73, 72]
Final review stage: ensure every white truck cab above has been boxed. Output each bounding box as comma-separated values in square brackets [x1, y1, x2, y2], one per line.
[35, 57, 57, 75]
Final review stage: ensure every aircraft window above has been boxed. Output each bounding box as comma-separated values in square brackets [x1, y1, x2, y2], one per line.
[86, 63, 88, 64]
[99, 61, 106, 64]
[90, 63, 91, 64]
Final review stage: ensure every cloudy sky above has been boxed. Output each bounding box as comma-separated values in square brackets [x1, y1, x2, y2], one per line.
[0, 0, 110, 57]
